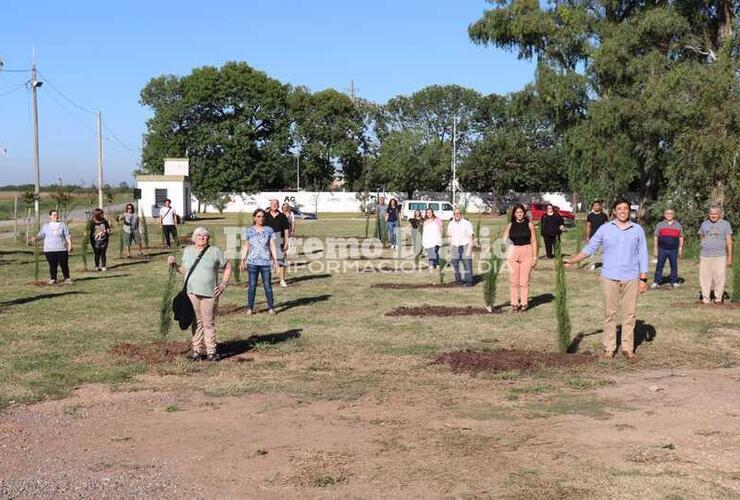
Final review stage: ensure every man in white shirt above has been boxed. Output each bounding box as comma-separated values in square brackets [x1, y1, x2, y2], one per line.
[159, 199, 178, 248]
[448, 208, 474, 286]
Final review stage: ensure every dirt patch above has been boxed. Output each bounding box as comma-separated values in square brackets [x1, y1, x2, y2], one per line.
[433, 349, 595, 374]
[671, 301, 740, 309]
[386, 305, 500, 316]
[373, 282, 457, 289]
[109, 340, 190, 363]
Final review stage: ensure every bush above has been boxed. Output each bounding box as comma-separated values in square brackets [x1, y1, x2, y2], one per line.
[140, 212, 150, 248]
[483, 245, 503, 312]
[159, 258, 179, 338]
[733, 238, 740, 303]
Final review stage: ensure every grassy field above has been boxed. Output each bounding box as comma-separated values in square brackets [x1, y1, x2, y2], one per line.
[1, 215, 739, 497]
[0, 191, 131, 221]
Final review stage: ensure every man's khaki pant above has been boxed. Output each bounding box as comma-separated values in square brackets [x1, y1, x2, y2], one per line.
[699, 256, 726, 303]
[188, 294, 218, 355]
[600, 277, 639, 353]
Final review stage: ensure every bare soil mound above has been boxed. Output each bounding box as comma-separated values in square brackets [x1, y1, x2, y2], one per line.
[433, 349, 595, 374]
[386, 305, 500, 316]
[109, 340, 190, 363]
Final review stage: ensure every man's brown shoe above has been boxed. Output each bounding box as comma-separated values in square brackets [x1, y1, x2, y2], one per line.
[622, 351, 637, 361]
[602, 351, 616, 359]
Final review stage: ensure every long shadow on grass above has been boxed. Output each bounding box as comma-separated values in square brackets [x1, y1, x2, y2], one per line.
[286, 273, 331, 285]
[0, 250, 33, 256]
[567, 329, 603, 354]
[75, 273, 130, 282]
[632, 320, 657, 350]
[106, 259, 153, 270]
[218, 329, 302, 359]
[275, 294, 332, 313]
[0, 290, 86, 307]
[526, 293, 555, 310]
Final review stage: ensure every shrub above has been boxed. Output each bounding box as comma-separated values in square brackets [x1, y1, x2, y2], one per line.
[483, 245, 503, 312]
[555, 240, 572, 352]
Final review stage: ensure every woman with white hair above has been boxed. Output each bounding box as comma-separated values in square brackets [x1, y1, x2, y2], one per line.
[167, 226, 232, 361]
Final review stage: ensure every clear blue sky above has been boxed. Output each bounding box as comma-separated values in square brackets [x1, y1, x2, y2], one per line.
[0, 0, 534, 187]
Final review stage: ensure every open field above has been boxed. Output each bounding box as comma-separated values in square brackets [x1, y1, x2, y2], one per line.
[1, 216, 739, 498]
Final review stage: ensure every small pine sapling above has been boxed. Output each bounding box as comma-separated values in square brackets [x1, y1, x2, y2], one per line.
[81, 223, 90, 271]
[118, 224, 124, 258]
[733, 239, 740, 303]
[33, 239, 40, 282]
[364, 211, 371, 238]
[141, 212, 150, 248]
[555, 240, 572, 352]
[438, 255, 447, 285]
[159, 250, 179, 338]
[483, 246, 503, 313]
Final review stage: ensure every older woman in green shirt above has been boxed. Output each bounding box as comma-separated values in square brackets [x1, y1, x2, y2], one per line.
[167, 227, 232, 361]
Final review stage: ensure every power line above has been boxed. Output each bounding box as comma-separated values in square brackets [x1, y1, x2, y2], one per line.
[103, 120, 139, 152]
[37, 70, 96, 115]
[41, 87, 98, 136]
[0, 84, 25, 97]
[0, 68, 32, 73]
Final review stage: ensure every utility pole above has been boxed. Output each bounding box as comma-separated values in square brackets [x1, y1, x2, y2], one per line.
[30, 50, 42, 230]
[97, 111, 104, 208]
[452, 116, 457, 207]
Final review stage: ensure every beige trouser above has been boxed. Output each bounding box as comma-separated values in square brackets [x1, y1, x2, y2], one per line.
[600, 277, 639, 353]
[699, 256, 726, 303]
[188, 294, 218, 355]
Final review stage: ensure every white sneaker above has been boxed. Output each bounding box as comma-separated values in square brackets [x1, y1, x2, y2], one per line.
[64, 279, 74, 285]
[650, 282, 659, 289]
[589, 264, 596, 271]
[48, 279, 56, 285]
[101, 267, 107, 272]
[280, 280, 287, 287]
[672, 283, 681, 288]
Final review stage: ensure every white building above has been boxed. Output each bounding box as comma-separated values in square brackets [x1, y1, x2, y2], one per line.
[135, 158, 192, 219]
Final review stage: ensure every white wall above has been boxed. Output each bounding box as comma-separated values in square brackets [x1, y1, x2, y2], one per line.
[194, 191, 574, 214]
[139, 180, 191, 218]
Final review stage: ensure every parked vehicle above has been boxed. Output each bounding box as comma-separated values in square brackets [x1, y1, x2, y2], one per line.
[291, 206, 317, 220]
[401, 200, 455, 221]
[528, 203, 576, 225]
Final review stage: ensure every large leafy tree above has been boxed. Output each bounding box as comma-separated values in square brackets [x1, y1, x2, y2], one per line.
[469, 0, 739, 221]
[460, 92, 567, 193]
[140, 62, 293, 202]
[290, 88, 366, 190]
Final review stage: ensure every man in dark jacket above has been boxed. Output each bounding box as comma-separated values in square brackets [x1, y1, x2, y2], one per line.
[264, 199, 291, 287]
[541, 204, 565, 258]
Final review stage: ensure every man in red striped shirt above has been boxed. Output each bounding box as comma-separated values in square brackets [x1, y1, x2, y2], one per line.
[651, 209, 684, 288]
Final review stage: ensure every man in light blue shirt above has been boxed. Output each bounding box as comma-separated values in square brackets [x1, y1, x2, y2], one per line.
[565, 198, 649, 360]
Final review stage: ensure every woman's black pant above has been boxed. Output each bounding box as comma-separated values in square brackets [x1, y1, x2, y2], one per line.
[163, 225, 178, 248]
[92, 240, 108, 268]
[543, 234, 560, 259]
[45, 251, 70, 280]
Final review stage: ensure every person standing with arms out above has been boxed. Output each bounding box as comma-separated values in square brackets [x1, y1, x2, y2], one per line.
[159, 199, 178, 249]
[540, 204, 564, 259]
[585, 200, 609, 270]
[448, 208, 475, 287]
[32, 210, 73, 285]
[89, 208, 111, 271]
[652, 209, 684, 289]
[422, 208, 443, 272]
[698, 206, 733, 304]
[264, 199, 291, 287]
[565, 198, 649, 360]
[385, 198, 401, 250]
[122, 203, 144, 258]
[240, 209, 279, 315]
[503, 204, 538, 311]
[167, 227, 231, 362]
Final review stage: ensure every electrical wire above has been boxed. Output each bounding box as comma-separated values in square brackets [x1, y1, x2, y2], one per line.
[0, 84, 25, 97]
[37, 70, 96, 115]
[0, 68, 32, 73]
[103, 120, 139, 152]
[41, 88, 97, 136]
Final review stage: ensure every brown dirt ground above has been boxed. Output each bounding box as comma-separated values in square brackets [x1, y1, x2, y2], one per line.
[109, 341, 191, 364]
[434, 349, 595, 373]
[1, 367, 739, 498]
[387, 305, 501, 317]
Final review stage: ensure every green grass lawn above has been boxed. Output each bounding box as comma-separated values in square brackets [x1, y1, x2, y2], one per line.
[1, 215, 737, 410]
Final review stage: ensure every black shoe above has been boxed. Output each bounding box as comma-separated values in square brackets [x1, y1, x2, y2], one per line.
[189, 352, 203, 362]
[205, 353, 219, 362]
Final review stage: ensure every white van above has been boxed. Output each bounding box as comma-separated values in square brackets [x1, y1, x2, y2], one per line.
[401, 200, 455, 221]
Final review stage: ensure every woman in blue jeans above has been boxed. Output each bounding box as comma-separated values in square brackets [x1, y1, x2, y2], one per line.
[384, 198, 400, 249]
[239, 208, 278, 315]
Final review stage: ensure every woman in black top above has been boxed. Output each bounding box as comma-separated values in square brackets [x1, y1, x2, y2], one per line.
[384, 198, 401, 249]
[503, 204, 538, 312]
[89, 208, 111, 271]
[540, 204, 565, 259]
